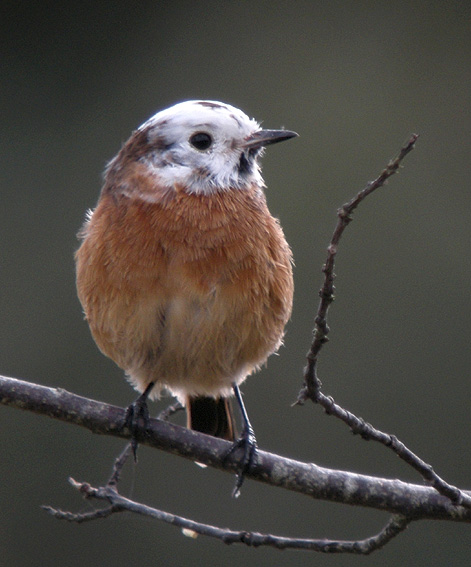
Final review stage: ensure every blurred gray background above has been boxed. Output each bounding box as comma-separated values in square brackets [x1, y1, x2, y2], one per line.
[2, 1, 471, 565]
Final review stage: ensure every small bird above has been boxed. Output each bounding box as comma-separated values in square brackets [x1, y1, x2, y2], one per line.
[75, 100, 296, 493]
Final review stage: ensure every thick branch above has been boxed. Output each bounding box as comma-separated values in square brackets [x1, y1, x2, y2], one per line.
[2, 374, 471, 522]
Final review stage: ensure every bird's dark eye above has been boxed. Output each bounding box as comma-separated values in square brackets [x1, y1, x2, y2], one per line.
[189, 132, 213, 151]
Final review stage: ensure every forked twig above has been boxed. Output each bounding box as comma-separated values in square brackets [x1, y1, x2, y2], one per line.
[43, 439, 413, 553]
[43, 477, 412, 554]
[296, 134, 471, 508]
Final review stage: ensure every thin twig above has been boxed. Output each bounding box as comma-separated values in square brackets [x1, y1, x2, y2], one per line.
[157, 400, 184, 421]
[42, 501, 120, 523]
[296, 134, 471, 508]
[108, 443, 132, 488]
[304, 393, 470, 508]
[43, 478, 412, 554]
[297, 133, 420, 406]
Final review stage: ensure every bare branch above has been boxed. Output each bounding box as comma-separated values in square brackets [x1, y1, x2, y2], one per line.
[297, 134, 420, 407]
[42, 424, 411, 553]
[43, 478, 411, 554]
[1, 374, 471, 522]
[295, 133, 471, 508]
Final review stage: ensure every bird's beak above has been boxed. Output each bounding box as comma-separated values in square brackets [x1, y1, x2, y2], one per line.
[242, 129, 298, 150]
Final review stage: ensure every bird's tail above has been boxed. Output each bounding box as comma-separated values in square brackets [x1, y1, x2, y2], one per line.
[186, 396, 235, 440]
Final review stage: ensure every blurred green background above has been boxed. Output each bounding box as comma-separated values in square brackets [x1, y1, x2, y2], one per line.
[2, 1, 471, 565]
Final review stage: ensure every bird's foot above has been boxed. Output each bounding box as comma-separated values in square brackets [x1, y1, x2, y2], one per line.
[123, 382, 155, 461]
[225, 420, 258, 498]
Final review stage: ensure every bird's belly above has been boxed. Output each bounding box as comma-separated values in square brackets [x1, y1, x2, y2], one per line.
[131, 288, 272, 399]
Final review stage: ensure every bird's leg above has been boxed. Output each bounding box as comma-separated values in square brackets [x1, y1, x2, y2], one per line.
[226, 383, 258, 498]
[124, 381, 155, 461]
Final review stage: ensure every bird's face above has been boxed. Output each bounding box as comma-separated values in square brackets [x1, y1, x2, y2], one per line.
[122, 100, 297, 196]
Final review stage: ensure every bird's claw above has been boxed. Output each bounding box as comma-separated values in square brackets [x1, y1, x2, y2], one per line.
[123, 382, 155, 461]
[225, 423, 258, 498]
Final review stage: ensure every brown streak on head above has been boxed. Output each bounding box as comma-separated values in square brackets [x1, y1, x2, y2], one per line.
[229, 113, 244, 130]
[197, 101, 225, 110]
[102, 126, 169, 196]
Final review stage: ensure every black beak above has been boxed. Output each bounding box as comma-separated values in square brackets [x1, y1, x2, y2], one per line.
[242, 129, 298, 150]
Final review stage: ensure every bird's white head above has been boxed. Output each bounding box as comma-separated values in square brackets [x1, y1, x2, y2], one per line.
[122, 100, 298, 195]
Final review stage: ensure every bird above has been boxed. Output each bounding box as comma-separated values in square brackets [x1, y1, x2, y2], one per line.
[75, 100, 297, 494]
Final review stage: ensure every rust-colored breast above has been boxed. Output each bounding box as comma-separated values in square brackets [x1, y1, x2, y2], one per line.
[76, 182, 293, 397]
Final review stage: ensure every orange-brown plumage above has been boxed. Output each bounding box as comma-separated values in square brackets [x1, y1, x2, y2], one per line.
[76, 179, 293, 398]
[75, 100, 296, 447]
